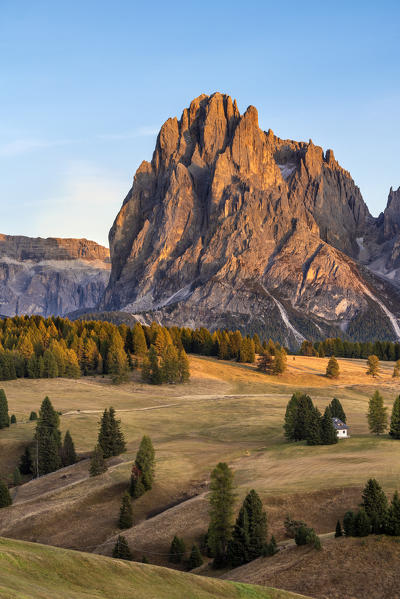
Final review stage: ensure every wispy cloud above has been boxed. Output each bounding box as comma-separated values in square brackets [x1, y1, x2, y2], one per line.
[0, 138, 77, 157]
[96, 126, 159, 141]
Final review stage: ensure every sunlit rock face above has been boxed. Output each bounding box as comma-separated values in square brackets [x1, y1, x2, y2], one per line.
[99, 93, 400, 344]
[0, 235, 110, 317]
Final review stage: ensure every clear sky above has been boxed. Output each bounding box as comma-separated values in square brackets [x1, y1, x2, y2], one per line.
[1, 0, 399, 246]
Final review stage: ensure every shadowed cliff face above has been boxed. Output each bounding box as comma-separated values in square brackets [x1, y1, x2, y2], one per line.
[100, 93, 399, 345]
[0, 236, 110, 317]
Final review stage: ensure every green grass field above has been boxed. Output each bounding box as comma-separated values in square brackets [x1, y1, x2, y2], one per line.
[0, 537, 309, 599]
[1, 354, 400, 565]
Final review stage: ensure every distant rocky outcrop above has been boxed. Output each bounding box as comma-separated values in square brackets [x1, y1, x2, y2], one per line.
[101, 93, 400, 346]
[0, 235, 110, 317]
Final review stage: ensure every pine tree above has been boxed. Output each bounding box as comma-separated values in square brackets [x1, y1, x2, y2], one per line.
[265, 535, 278, 556]
[13, 467, 21, 486]
[208, 462, 236, 568]
[142, 345, 162, 384]
[367, 391, 388, 435]
[243, 490, 267, 560]
[320, 407, 338, 445]
[0, 389, 9, 428]
[89, 444, 107, 476]
[112, 535, 132, 560]
[283, 392, 301, 441]
[187, 544, 203, 570]
[366, 354, 380, 377]
[61, 430, 77, 466]
[177, 349, 190, 383]
[29, 411, 38, 421]
[306, 406, 322, 445]
[130, 436, 155, 497]
[354, 509, 370, 537]
[292, 394, 314, 442]
[227, 506, 250, 567]
[273, 349, 287, 375]
[132, 323, 148, 356]
[118, 491, 133, 529]
[361, 478, 388, 533]
[389, 395, 400, 439]
[335, 520, 343, 537]
[386, 491, 400, 536]
[43, 350, 59, 378]
[35, 396, 62, 475]
[343, 511, 355, 536]
[19, 446, 33, 475]
[393, 360, 400, 378]
[108, 407, 126, 456]
[169, 535, 186, 563]
[0, 480, 12, 508]
[326, 356, 340, 378]
[329, 398, 346, 423]
[98, 408, 112, 457]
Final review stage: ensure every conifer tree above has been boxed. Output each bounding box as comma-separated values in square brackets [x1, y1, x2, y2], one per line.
[366, 354, 380, 377]
[329, 398, 346, 423]
[343, 511, 355, 536]
[361, 478, 388, 533]
[10, 414, 16, 424]
[389, 395, 400, 439]
[354, 509, 370, 537]
[177, 349, 190, 383]
[19, 446, 33, 475]
[107, 334, 129, 384]
[266, 535, 278, 556]
[335, 520, 343, 537]
[208, 462, 236, 568]
[393, 360, 400, 378]
[320, 407, 338, 445]
[187, 544, 203, 570]
[112, 535, 132, 560]
[367, 391, 388, 435]
[43, 350, 59, 378]
[227, 506, 250, 567]
[292, 394, 314, 442]
[273, 349, 287, 375]
[29, 411, 38, 421]
[169, 535, 186, 563]
[386, 491, 400, 536]
[306, 406, 322, 445]
[118, 491, 133, 529]
[130, 436, 155, 498]
[0, 479, 12, 508]
[326, 356, 340, 378]
[132, 323, 148, 356]
[160, 344, 179, 383]
[257, 351, 274, 374]
[0, 388, 9, 428]
[61, 430, 77, 466]
[283, 392, 301, 441]
[243, 490, 267, 560]
[141, 345, 162, 384]
[89, 444, 107, 476]
[35, 396, 62, 475]
[108, 407, 126, 456]
[98, 408, 112, 457]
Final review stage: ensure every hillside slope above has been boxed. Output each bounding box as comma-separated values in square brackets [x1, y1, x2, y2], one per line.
[0, 537, 309, 599]
[102, 92, 400, 346]
[223, 536, 400, 599]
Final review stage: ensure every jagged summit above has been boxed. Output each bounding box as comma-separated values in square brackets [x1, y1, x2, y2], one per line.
[100, 93, 400, 346]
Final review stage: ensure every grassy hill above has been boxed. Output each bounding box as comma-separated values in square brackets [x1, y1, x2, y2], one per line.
[0, 537, 309, 599]
[223, 535, 400, 599]
[1, 355, 400, 573]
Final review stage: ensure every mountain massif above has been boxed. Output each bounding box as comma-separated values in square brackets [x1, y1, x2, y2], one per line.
[0, 235, 110, 317]
[2, 93, 400, 346]
[101, 93, 400, 346]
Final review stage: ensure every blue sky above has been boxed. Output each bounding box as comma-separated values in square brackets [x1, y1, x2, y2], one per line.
[1, 0, 399, 246]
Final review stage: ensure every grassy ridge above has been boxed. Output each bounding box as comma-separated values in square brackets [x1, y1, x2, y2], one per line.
[0, 537, 309, 599]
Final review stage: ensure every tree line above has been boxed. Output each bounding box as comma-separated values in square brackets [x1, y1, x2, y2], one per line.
[0, 315, 284, 384]
[301, 337, 400, 361]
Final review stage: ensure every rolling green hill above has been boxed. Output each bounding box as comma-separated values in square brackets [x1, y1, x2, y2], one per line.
[0, 537, 310, 599]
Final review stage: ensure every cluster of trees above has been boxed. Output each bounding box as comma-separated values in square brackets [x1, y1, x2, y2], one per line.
[301, 337, 400, 362]
[284, 394, 345, 445]
[16, 397, 78, 478]
[169, 537, 203, 570]
[337, 479, 400, 537]
[206, 462, 277, 568]
[257, 346, 287, 375]
[367, 391, 400, 437]
[0, 315, 283, 384]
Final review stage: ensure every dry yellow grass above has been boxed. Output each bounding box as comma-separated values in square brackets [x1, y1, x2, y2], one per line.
[1, 354, 400, 564]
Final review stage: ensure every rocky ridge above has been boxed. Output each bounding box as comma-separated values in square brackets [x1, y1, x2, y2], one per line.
[0, 235, 110, 317]
[102, 93, 400, 346]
